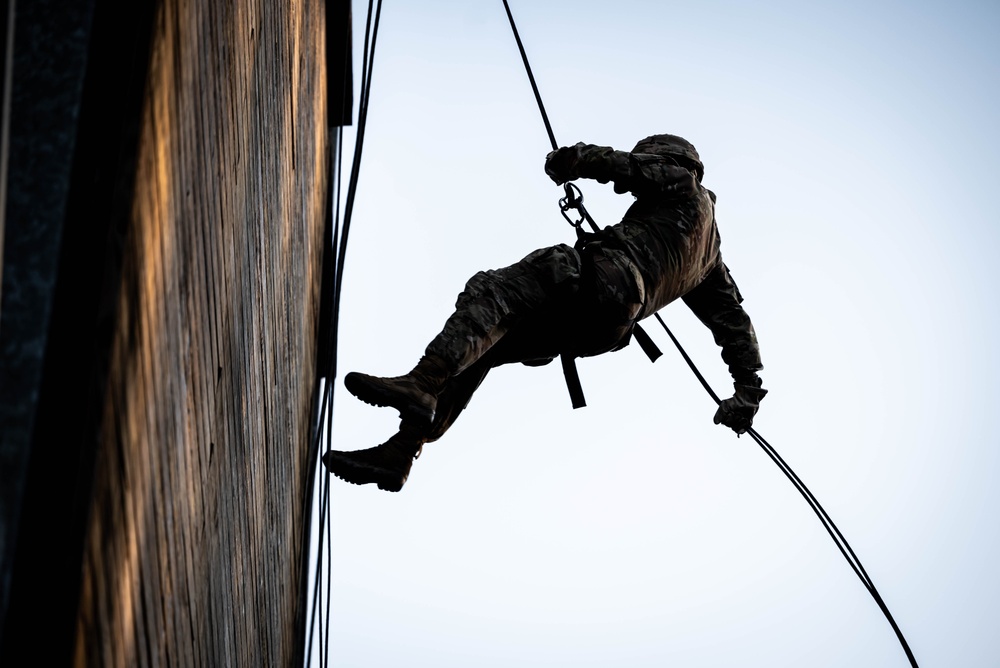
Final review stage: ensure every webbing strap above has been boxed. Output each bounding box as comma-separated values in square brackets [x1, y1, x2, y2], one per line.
[560, 354, 586, 408]
[632, 323, 662, 362]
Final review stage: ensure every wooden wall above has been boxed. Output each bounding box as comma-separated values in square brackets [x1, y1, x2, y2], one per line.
[74, 0, 327, 664]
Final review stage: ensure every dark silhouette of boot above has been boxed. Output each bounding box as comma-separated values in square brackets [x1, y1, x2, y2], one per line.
[344, 355, 450, 424]
[322, 429, 425, 492]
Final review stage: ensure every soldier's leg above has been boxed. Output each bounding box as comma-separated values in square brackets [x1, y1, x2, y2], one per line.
[323, 312, 572, 492]
[424, 243, 580, 373]
[419, 312, 569, 442]
[323, 247, 579, 492]
[342, 244, 581, 425]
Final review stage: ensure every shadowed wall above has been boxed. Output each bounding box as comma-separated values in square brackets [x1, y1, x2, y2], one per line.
[73, 0, 328, 664]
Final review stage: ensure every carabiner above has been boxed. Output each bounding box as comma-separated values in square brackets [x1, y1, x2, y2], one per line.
[558, 182, 585, 229]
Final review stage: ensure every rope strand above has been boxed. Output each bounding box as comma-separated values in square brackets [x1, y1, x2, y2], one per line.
[657, 315, 919, 668]
[501, 0, 558, 151]
[307, 0, 385, 664]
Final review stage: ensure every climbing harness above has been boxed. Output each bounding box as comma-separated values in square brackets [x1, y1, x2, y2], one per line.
[500, 2, 919, 666]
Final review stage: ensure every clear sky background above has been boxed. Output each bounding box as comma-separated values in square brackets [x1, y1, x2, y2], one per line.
[309, 1, 1000, 666]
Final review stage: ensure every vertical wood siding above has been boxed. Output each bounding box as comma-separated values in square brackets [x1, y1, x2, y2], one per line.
[74, 0, 327, 664]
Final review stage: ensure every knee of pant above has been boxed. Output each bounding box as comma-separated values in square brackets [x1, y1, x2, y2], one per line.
[456, 270, 499, 305]
[457, 271, 535, 313]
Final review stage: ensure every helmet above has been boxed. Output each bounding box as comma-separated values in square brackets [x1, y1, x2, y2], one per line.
[632, 134, 704, 181]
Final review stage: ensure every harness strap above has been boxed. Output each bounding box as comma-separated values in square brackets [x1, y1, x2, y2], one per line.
[632, 323, 662, 362]
[560, 353, 586, 408]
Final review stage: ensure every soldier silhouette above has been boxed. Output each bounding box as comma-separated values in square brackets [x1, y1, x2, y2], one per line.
[323, 134, 766, 491]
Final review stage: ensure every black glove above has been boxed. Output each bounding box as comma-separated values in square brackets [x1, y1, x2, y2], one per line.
[714, 382, 767, 435]
[544, 144, 583, 185]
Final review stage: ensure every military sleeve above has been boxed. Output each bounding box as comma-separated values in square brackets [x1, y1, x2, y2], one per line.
[549, 143, 698, 197]
[681, 261, 763, 384]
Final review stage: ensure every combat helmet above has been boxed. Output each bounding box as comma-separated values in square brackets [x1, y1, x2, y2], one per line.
[632, 134, 704, 182]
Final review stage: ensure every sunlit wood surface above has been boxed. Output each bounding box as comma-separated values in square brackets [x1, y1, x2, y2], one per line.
[74, 0, 327, 664]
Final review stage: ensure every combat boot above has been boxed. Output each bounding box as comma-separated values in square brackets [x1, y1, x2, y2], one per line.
[322, 428, 426, 492]
[344, 354, 450, 424]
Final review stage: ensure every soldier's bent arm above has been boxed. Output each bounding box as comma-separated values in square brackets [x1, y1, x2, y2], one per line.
[555, 143, 698, 197]
[681, 261, 763, 385]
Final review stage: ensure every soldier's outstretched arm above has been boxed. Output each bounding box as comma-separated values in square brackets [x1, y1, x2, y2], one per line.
[544, 143, 696, 197]
[681, 261, 767, 434]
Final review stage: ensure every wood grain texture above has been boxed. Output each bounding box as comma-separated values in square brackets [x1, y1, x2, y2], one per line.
[74, 0, 328, 664]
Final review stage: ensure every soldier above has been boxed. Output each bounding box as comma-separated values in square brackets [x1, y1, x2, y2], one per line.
[323, 134, 766, 491]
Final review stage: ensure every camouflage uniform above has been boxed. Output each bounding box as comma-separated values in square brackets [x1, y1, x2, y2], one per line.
[325, 134, 765, 491]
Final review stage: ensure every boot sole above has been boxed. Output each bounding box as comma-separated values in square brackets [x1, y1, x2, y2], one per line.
[322, 450, 407, 492]
[344, 372, 435, 424]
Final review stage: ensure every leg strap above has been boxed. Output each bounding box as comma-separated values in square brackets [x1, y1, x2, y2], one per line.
[560, 353, 587, 409]
[632, 323, 662, 362]
[560, 324, 660, 410]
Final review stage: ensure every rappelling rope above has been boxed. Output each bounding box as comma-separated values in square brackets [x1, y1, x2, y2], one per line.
[306, 1, 385, 666]
[655, 314, 919, 667]
[500, 3, 918, 666]
[501, 0, 596, 234]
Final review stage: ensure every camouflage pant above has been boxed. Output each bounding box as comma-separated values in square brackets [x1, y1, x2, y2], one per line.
[420, 242, 643, 442]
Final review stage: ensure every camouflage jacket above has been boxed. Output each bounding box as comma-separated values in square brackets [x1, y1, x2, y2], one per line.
[565, 143, 762, 383]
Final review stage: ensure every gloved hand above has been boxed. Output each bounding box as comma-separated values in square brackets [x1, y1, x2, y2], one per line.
[714, 382, 767, 435]
[544, 144, 583, 185]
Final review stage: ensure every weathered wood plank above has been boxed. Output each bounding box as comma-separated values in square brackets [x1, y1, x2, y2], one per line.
[74, 0, 328, 664]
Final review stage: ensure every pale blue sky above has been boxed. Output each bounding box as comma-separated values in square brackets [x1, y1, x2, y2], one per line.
[310, 1, 1000, 666]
